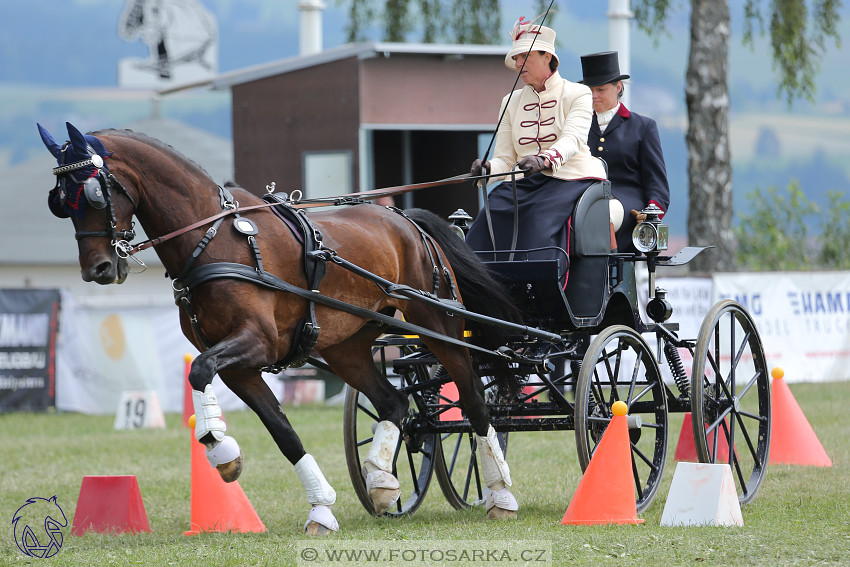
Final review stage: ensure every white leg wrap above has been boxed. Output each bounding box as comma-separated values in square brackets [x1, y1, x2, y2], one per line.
[205, 436, 240, 467]
[477, 425, 512, 489]
[305, 505, 339, 533]
[295, 454, 337, 507]
[363, 421, 400, 474]
[192, 384, 226, 442]
[485, 487, 519, 512]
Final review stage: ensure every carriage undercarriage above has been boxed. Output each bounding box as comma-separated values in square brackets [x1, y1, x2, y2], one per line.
[343, 275, 771, 517]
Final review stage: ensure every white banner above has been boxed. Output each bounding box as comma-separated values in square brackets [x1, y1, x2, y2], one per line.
[713, 271, 850, 382]
[56, 291, 283, 415]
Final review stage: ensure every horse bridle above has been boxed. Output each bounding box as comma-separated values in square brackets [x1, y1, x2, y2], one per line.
[51, 144, 140, 259]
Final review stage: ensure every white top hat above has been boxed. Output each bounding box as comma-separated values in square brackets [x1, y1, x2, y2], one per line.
[505, 17, 559, 71]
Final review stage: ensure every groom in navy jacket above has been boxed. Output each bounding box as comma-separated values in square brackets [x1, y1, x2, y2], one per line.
[579, 51, 670, 253]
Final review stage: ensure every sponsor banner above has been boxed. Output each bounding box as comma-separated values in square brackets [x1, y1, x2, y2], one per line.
[0, 289, 60, 412]
[56, 291, 283, 414]
[714, 271, 850, 382]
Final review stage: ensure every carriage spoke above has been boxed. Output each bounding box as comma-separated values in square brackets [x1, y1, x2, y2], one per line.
[632, 451, 644, 501]
[357, 402, 381, 423]
[735, 372, 761, 399]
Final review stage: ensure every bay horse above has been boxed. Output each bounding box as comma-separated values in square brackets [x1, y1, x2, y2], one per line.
[38, 122, 522, 534]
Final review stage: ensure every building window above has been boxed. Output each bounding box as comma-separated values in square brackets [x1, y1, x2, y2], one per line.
[302, 151, 353, 200]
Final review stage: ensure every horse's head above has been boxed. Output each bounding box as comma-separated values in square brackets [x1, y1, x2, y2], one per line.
[38, 122, 138, 284]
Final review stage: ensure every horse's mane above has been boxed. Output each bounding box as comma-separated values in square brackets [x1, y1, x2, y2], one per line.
[92, 128, 215, 181]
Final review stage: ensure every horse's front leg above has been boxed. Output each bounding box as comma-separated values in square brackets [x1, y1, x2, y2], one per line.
[188, 331, 340, 534]
[187, 345, 244, 483]
[221, 369, 340, 535]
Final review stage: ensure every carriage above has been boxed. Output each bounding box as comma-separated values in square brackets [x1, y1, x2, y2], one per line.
[341, 178, 771, 516]
[39, 122, 770, 532]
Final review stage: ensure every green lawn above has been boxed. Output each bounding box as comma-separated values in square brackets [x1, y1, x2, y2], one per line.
[2, 381, 849, 566]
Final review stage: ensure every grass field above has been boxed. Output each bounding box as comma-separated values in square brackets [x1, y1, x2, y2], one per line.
[3, 381, 849, 566]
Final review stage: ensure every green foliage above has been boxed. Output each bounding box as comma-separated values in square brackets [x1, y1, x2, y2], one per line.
[734, 179, 850, 270]
[818, 189, 850, 267]
[338, 0, 563, 45]
[635, 0, 842, 105]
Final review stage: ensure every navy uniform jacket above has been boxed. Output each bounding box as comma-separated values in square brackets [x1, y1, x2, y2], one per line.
[589, 104, 670, 252]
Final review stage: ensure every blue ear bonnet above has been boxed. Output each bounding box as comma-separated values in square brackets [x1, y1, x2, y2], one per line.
[38, 122, 112, 218]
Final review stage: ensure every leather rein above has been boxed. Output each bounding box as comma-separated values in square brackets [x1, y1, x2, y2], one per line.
[124, 172, 491, 256]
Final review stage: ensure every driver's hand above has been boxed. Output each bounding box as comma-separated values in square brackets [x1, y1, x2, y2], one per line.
[517, 155, 546, 174]
[470, 159, 490, 177]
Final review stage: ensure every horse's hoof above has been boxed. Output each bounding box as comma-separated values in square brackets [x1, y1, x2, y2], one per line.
[305, 521, 332, 536]
[487, 506, 518, 520]
[365, 470, 400, 515]
[304, 505, 338, 535]
[216, 450, 244, 483]
[370, 487, 401, 515]
[485, 487, 518, 520]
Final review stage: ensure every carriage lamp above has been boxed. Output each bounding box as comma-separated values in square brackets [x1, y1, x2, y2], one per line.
[449, 209, 473, 239]
[631, 203, 668, 254]
[646, 287, 673, 323]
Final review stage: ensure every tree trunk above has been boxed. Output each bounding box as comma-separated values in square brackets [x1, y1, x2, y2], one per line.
[686, 0, 734, 272]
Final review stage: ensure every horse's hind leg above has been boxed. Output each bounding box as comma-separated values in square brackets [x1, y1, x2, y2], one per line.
[418, 335, 518, 520]
[322, 330, 408, 515]
[221, 370, 339, 535]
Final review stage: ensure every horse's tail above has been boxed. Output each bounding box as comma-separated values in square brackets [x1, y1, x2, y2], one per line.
[403, 208, 523, 390]
[403, 208, 521, 326]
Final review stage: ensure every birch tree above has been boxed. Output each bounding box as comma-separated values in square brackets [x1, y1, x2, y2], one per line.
[634, 0, 842, 272]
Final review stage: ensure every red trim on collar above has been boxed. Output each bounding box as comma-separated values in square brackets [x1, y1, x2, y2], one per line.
[617, 103, 630, 118]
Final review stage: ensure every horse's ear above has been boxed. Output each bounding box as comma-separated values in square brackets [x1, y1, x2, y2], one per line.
[37, 123, 63, 159]
[66, 122, 88, 153]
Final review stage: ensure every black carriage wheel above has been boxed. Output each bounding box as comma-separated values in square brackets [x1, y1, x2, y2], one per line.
[342, 360, 437, 517]
[691, 299, 771, 505]
[574, 325, 668, 513]
[430, 365, 509, 510]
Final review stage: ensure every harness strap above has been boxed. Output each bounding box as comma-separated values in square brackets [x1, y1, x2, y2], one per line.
[178, 262, 516, 360]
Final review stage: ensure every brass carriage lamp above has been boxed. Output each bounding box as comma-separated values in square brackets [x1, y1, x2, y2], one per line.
[449, 209, 473, 239]
[631, 204, 668, 254]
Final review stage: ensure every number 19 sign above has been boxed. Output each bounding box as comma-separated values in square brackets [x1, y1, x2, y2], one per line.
[113, 390, 166, 430]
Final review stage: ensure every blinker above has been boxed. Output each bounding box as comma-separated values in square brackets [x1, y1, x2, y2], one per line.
[83, 176, 108, 209]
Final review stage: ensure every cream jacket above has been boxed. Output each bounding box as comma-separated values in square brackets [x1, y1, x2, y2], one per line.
[487, 71, 607, 183]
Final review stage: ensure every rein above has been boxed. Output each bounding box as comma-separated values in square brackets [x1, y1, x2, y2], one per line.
[126, 172, 477, 256]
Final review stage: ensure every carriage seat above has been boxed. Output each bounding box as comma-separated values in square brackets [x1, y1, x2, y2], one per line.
[565, 179, 614, 317]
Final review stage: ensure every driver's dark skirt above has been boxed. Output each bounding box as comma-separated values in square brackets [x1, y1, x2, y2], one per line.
[465, 173, 598, 260]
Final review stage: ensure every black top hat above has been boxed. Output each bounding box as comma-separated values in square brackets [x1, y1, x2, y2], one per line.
[579, 51, 630, 87]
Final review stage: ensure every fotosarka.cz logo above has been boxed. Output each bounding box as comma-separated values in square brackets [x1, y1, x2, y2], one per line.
[12, 496, 67, 558]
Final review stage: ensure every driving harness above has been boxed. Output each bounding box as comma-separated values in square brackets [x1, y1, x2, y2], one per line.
[172, 186, 461, 372]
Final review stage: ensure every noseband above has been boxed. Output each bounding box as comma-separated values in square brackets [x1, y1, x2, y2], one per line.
[52, 144, 139, 257]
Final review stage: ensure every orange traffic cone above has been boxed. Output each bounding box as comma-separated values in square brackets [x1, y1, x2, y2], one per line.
[71, 475, 151, 535]
[675, 412, 734, 462]
[184, 416, 266, 535]
[673, 412, 698, 461]
[439, 381, 463, 421]
[561, 401, 643, 525]
[182, 354, 194, 428]
[769, 368, 832, 466]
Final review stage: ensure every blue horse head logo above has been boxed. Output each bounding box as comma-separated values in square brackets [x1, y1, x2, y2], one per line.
[12, 496, 67, 558]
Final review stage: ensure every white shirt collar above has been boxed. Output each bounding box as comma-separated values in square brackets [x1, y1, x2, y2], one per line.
[596, 103, 620, 133]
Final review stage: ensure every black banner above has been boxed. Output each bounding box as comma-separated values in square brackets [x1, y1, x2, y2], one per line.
[0, 289, 60, 412]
